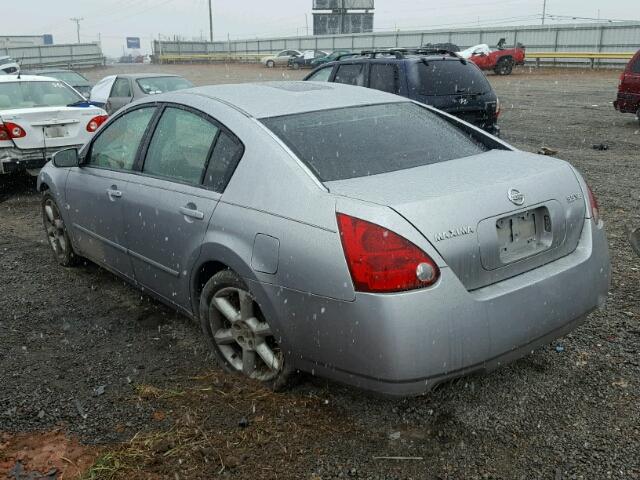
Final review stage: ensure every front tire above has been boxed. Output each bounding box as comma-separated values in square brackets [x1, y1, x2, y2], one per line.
[292, 62, 301, 70]
[200, 270, 293, 391]
[41, 192, 80, 267]
[266, 60, 275, 68]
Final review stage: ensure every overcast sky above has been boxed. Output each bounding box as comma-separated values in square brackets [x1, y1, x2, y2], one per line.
[6, 0, 639, 56]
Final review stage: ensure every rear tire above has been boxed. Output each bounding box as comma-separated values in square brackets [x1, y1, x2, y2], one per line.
[41, 192, 80, 267]
[292, 62, 301, 70]
[494, 58, 514, 75]
[200, 269, 294, 391]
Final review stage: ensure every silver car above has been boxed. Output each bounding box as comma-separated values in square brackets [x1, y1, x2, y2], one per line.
[37, 82, 610, 396]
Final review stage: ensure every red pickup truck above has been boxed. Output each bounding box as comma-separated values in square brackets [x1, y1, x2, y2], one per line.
[613, 49, 640, 124]
[468, 40, 526, 75]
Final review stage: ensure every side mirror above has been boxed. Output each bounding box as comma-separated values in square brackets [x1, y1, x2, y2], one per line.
[52, 148, 79, 168]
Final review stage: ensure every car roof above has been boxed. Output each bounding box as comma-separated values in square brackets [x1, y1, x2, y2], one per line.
[0, 75, 58, 83]
[116, 73, 182, 79]
[23, 69, 80, 74]
[328, 54, 464, 65]
[161, 81, 409, 118]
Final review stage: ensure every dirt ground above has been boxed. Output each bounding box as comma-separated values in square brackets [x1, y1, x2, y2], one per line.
[1, 64, 639, 479]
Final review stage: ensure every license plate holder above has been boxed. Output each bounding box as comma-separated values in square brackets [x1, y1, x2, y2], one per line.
[496, 206, 553, 264]
[44, 126, 68, 138]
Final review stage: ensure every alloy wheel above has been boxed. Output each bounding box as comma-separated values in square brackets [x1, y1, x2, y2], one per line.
[209, 286, 283, 381]
[43, 199, 68, 257]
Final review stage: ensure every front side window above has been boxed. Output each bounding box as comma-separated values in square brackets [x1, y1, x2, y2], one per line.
[334, 64, 365, 86]
[261, 102, 488, 182]
[307, 67, 333, 82]
[111, 78, 131, 97]
[369, 64, 400, 94]
[0, 81, 83, 109]
[136, 76, 193, 95]
[143, 107, 219, 184]
[88, 107, 155, 171]
[631, 56, 640, 74]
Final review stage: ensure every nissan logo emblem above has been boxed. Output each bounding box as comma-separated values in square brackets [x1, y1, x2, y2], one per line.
[508, 188, 525, 206]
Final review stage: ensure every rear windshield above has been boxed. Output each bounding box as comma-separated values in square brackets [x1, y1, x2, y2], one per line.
[408, 59, 491, 96]
[136, 76, 194, 94]
[0, 57, 14, 66]
[0, 81, 83, 109]
[261, 102, 488, 182]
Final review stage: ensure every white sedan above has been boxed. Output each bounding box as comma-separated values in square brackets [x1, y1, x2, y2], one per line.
[0, 75, 107, 176]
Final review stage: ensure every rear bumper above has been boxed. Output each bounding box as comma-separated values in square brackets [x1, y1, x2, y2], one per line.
[251, 218, 610, 397]
[614, 92, 640, 113]
[0, 146, 80, 174]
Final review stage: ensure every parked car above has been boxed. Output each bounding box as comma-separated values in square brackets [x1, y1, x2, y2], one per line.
[89, 73, 194, 114]
[462, 39, 526, 75]
[0, 56, 19, 75]
[38, 81, 610, 396]
[288, 50, 328, 69]
[0, 75, 106, 176]
[261, 50, 302, 68]
[304, 49, 501, 134]
[309, 50, 355, 68]
[613, 49, 640, 124]
[22, 69, 93, 98]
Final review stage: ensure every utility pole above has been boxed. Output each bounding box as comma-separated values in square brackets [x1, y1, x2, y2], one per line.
[70, 17, 83, 43]
[541, 0, 547, 25]
[208, 0, 213, 42]
[305, 14, 309, 36]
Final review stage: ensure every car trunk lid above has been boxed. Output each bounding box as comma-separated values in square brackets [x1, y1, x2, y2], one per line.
[326, 150, 587, 290]
[0, 106, 102, 150]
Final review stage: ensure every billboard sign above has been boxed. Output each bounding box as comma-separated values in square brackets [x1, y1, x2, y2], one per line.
[313, 0, 374, 9]
[126, 37, 141, 49]
[313, 12, 373, 35]
[43, 34, 54, 45]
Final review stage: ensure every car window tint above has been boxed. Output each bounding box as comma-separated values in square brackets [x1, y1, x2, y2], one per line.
[631, 57, 640, 74]
[203, 131, 244, 192]
[88, 107, 155, 171]
[262, 102, 488, 182]
[111, 78, 131, 97]
[143, 107, 219, 184]
[307, 67, 333, 82]
[409, 60, 491, 96]
[334, 64, 365, 86]
[369, 64, 400, 94]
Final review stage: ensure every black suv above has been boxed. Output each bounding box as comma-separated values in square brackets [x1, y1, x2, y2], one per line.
[303, 49, 500, 135]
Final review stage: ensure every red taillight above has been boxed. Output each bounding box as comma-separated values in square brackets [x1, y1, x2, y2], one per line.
[0, 122, 26, 139]
[587, 185, 600, 225]
[86, 115, 108, 132]
[336, 213, 440, 293]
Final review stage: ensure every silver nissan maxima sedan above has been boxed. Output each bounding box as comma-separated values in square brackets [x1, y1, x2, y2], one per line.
[37, 81, 610, 396]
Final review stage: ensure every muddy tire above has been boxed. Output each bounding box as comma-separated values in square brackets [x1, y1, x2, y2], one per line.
[200, 269, 294, 391]
[41, 192, 80, 267]
[494, 57, 514, 75]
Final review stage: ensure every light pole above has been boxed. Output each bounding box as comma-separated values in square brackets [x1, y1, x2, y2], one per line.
[70, 17, 84, 43]
[541, 0, 547, 25]
[208, 0, 213, 42]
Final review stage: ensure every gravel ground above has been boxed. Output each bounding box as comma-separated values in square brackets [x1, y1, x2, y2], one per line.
[1, 65, 639, 479]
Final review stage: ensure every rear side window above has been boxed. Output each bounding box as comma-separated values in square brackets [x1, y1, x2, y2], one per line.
[261, 102, 488, 182]
[143, 107, 219, 184]
[369, 64, 400, 94]
[408, 60, 491, 96]
[631, 56, 640, 74]
[334, 64, 365, 86]
[203, 131, 244, 192]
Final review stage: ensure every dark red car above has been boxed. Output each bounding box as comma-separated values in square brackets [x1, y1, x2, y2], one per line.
[468, 40, 526, 75]
[614, 49, 640, 124]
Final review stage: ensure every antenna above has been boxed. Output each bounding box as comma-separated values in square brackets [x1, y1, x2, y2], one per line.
[70, 17, 84, 43]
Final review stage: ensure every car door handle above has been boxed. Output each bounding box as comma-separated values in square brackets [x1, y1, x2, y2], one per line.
[179, 205, 204, 220]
